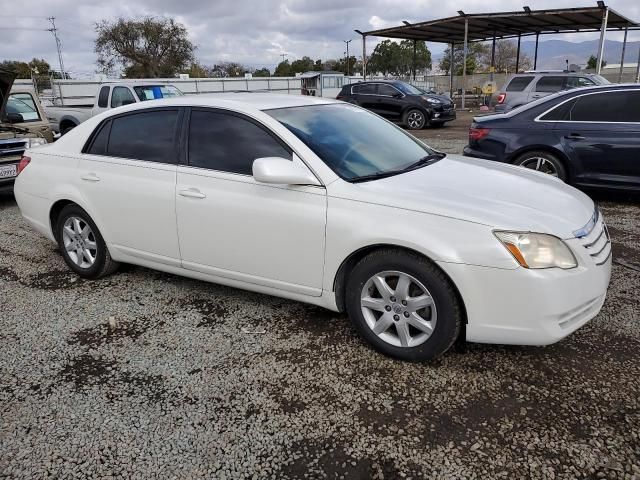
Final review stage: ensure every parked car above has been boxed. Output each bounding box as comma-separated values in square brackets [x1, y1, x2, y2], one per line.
[15, 94, 611, 361]
[46, 82, 183, 135]
[464, 84, 640, 191]
[493, 71, 610, 112]
[0, 69, 50, 193]
[337, 80, 455, 129]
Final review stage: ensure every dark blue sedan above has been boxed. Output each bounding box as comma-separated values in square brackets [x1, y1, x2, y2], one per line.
[463, 84, 640, 191]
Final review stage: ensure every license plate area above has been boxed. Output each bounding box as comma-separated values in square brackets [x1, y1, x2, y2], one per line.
[0, 164, 17, 179]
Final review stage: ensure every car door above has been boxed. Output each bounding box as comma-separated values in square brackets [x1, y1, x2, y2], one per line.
[175, 108, 327, 296]
[554, 89, 640, 188]
[355, 83, 379, 112]
[529, 76, 566, 102]
[376, 84, 405, 120]
[78, 108, 182, 265]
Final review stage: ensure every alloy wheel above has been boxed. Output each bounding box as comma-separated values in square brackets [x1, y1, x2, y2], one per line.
[62, 216, 98, 269]
[407, 111, 425, 129]
[519, 156, 558, 177]
[360, 270, 437, 348]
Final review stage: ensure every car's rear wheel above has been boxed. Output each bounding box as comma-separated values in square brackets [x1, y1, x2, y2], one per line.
[56, 204, 119, 279]
[61, 124, 76, 135]
[404, 109, 427, 130]
[514, 150, 567, 181]
[345, 249, 462, 361]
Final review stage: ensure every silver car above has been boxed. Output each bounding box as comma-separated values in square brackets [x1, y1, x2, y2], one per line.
[494, 72, 610, 112]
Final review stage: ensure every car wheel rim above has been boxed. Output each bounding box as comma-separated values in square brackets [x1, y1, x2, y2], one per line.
[360, 270, 437, 348]
[62, 216, 98, 269]
[520, 157, 558, 177]
[407, 112, 424, 129]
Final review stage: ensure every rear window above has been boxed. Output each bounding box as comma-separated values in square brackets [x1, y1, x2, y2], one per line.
[535, 76, 566, 93]
[354, 84, 376, 94]
[506, 76, 534, 92]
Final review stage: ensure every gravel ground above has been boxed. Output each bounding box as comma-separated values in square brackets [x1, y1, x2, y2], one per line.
[1, 126, 639, 478]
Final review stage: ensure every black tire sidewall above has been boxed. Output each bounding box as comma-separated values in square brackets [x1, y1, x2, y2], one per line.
[515, 151, 567, 181]
[56, 205, 109, 279]
[346, 252, 461, 361]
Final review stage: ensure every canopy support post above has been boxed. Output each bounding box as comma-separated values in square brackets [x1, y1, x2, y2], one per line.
[461, 17, 468, 110]
[362, 34, 367, 80]
[515, 34, 521, 73]
[596, 7, 609, 74]
[533, 33, 539, 70]
[619, 26, 628, 82]
[636, 46, 640, 83]
[490, 32, 496, 81]
[449, 43, 454, 98]
[413, 40, 417, 81]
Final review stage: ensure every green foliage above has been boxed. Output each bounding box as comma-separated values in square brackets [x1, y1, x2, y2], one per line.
[274, 60, 292, 77]
[253, 68, 271, 77]
[438, 43, 486, 75]
[587, 54, 606, 69]
[367, 40, 432, 76]
[0, 58, 65, 78]
[95, 17, 195, 78]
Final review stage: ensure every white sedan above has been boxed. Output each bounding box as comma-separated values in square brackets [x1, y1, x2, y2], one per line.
[13, 94, 612, 361]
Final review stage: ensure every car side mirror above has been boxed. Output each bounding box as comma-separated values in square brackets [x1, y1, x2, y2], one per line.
[4, 112, 24, 124]
[252, 157, 321, 186]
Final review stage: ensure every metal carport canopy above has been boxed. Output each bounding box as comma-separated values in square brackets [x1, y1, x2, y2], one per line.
[357, 4, 640, 108]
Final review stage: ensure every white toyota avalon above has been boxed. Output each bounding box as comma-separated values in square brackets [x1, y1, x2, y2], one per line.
[13, 94, 611, 361]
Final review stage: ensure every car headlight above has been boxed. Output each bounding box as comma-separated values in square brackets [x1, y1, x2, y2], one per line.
[494, 231, 577, 269]
[27, 138, 47, 148]
[422, 96, 441, 104]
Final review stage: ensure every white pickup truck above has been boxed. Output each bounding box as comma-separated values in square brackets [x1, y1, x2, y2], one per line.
[46, 82, 183, 134]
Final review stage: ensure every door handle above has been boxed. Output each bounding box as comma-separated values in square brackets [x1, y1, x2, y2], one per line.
[564, 133, 585, 140]
[81, 173, 100, 182]
[178, 188, 206, 199]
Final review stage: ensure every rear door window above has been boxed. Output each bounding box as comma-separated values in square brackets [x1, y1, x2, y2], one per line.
[106, 109, 180, 163]
[535, 76, 566, 93]
[86, 120, 111, 155]
[570, 91, 640, 122]
[355, 84, 377, 95]
[378, 84, 400, 96]
[506, 76, 534, 92]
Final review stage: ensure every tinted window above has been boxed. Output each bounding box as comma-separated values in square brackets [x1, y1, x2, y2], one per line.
[133, 85, 183, 101]
[267, 103, 436, 181]
[111, 87, 136, 108]
[566, 77, 595, 89]
[378, 84, 400, 96]
[7, 93, 40, 122]
[87, 120, 111, 155]
[570, 91, 640, 122]
[107, 110, 179, 163]
[535, 76, 565, 93]
[355, 84, 376, 94]
[188, 110, 291, 175]
[395, 83, 423, 95]
[539, 98, 577, 121]
[97, 86, 110, 108]
[506, 76, 534, 92]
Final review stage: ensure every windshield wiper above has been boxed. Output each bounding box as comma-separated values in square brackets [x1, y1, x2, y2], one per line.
[350, 152, 446, 183]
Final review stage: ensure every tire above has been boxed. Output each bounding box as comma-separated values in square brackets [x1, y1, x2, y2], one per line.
[513, 150, 567, 181]
[61, 124, 76, 135]
[55, 204, 119, 279]
[403, 109, 427, 130]
[345, 249, 462, 362]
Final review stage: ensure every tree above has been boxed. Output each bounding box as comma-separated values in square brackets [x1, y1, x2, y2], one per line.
[290, 56, 316, 75]
[368, 40, 431, 76]
[95, 17, 195, 77]
[274, 60, 292, 77]
[0, 58, 61, 78]
[480, 40, 531, 73]
[253, 68, 271, 77]
[587, 54, 606, 69]
[439, 43, 486, 75]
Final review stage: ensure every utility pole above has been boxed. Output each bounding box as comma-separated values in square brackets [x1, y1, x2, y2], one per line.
[280, 53, 288, 63]
[343, 39, 352, 76]
[47, 17, 66, 80]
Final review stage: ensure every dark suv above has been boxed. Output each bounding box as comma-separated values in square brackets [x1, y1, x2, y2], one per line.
[337, 80, 455, 129]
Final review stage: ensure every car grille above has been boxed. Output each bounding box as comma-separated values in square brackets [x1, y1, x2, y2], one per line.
[574, 209, 611, 266]
[0, 139, 28, 159]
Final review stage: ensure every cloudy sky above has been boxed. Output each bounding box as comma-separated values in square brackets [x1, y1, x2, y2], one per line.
[2, 0, 639, 77]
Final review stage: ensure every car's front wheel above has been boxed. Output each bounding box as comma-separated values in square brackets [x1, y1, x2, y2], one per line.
[345, 249, 462, 361]
[514, 150, 567, 181]
[403, 109, 427, 130]
[56, 204, 119, 279]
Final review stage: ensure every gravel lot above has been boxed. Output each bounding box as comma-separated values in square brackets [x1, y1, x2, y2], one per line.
[1, 120, 639, 479]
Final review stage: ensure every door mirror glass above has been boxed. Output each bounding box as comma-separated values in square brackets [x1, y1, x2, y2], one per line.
[4, 112, 24, 124]
[252, 157, 320, 186]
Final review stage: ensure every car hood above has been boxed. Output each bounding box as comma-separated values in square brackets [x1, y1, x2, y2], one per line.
[335, 155, 594, 239]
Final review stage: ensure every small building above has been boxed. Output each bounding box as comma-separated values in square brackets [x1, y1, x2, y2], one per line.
[298, 71, 345, 98]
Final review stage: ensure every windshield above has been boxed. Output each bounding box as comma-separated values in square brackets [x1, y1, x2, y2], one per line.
[6, 93, 40, 122]
[133, 85, 183, 101]
[592, 75, 610, 85]
[266, 103, 438, 181]
[394, 82, 423, 96]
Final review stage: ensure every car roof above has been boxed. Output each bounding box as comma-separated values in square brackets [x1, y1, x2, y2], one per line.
[511, 71, 599, 77]
[102, 93, 340, 115]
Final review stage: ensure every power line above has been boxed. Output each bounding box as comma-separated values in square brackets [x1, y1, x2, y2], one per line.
[47, 16, 66, 80]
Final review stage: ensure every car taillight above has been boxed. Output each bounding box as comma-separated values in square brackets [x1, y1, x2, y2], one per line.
[469, 127, 491, 141]
[496, 93, 506, 104]
[17, 155, 31, 175]
[336, 95, 344, 100]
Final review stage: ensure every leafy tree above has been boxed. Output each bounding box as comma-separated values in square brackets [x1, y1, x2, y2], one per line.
[95, 17, 195, 77]
[368, 40, 431, 76]
[439, 43, 486, 75]
[290, 56, 316, 75]
[480, 40, 532, 73]
[205, 62, 247, 78]
[274, 60, 292, 77]
[253, 68, 271, 77]
[587, 54, 606, 69]
[0, 58, 68, 78]
[334, 56, 358, 75]
[185, 62, 208, 78]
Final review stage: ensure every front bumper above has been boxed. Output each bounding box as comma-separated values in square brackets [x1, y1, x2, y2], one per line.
[462, 145, 502, 162]
[432, 108, 456, 123]
[0, 160, 20, 193]
[437, 246, 612, 346]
